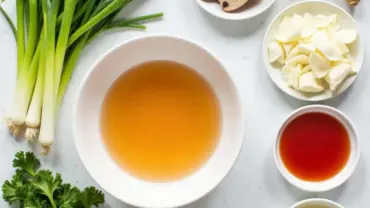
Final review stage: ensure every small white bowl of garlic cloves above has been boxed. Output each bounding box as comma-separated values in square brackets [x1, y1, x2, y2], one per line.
[263, 0, 364, 101]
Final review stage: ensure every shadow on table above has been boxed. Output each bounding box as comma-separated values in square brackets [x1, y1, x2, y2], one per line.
[278, 87, 353, 110]
[320, 157, 367, 205]
[182, 186, 222, 208]
[196, 2, 275, 37]
[261, 148, 316, 204]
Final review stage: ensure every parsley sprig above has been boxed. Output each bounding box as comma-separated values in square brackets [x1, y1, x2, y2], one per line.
[2, 151, 104, 208]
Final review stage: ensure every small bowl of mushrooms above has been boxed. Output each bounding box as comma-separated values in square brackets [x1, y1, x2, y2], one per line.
[196, 0, 275, 20]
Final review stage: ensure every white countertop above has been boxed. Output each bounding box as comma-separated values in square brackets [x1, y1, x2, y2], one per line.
[0, 0, 369, 207]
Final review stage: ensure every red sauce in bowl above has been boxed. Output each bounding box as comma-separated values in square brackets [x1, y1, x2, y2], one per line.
[279, 112, 350, 182]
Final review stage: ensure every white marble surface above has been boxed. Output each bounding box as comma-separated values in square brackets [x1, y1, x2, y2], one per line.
[0, 0, 369, 207]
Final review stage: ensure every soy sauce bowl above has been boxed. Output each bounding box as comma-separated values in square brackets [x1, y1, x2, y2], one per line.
[290, 198, 344, 208]
[274, 105, 360, 192]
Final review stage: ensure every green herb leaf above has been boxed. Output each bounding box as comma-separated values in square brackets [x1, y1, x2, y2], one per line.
[80, 186, 105, 208]
[13, 151, 40, 176]
[24, 194, 50, 208]
[55, 183, 81, 208]
[2, 170, 28, 203]
[32, 170, 62, 208]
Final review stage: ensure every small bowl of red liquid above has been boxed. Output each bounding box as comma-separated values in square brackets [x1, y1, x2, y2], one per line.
[274, 105, 360, 192]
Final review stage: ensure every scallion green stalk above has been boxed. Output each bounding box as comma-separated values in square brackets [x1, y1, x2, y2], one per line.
[58, 0, 97, 108]
[0, 4, 17, 38]
[23, 0, 39, 78]
[107, 13, 164, 29]
[54, 0, 79, 97]
[87, 12, 163, 44]
[16, 0, 25, 77]
[68, 0, 129, 46]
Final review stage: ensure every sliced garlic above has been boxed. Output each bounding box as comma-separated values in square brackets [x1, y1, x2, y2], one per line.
[292, 13, 304, 26]
[299, 71, 324, 93]
[268, 41, 285, 63]
[309, 51, 331, 78]
[285, 54, 309, 67]
[302, 65, 311, 73]
[301, 13, 317, 38]
[275, 15, 302, 43]
[282, 65, 301, 90]
[312, 30, 342, 61]
[335, 29, 357, 44]
[336, 41, 349, 55]
[282, 43, 294, 57]
[328, 15, 338, 28]
[338, 54, 353, 67]
[289, 65, 302, 90]
[324, 63, 352, 91]
[329, 14, 341, 33]
[315, 15, 332, 28]
[280, 16, 292, 28]
[297, 43, 315, 55]
[286, 47, 300, 62]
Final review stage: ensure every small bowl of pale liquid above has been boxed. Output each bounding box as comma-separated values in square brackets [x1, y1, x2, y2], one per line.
[290, 198, 344, 208]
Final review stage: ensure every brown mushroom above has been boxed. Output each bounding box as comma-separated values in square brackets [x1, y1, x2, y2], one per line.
[219, 0, 248, 12]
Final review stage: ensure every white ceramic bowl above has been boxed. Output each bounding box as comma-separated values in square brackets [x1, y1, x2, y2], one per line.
[290, 198, 344, 208]
[274, 105, 360, 192]
[263, 0, 364, 101]
[196, 0, 275, 20]
[73, 35, 245, 208]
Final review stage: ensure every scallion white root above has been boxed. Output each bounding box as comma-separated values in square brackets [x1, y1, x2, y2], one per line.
[4, 118, 21, 137]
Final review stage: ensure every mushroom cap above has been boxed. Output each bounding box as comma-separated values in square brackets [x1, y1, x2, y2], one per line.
[219, 0, 249, 12]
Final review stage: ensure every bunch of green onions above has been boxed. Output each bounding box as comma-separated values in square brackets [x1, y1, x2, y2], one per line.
[0, 0, 163, 154]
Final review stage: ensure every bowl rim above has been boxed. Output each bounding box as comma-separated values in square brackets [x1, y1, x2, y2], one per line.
[289, 198, 344, 208]
[262, 0, 365, 102]
[273, 105, 360, 192]
[195, 0, 276, 20]
[72, 34, 246, 208]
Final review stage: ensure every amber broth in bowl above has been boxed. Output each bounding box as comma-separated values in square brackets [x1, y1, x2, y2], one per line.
[100, 60, 221, 181]
[74, 35, 245, 208]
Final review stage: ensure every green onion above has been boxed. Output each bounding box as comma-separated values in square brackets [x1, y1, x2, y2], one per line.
[57, 0, 97, 108]
[68, 0, 129, 46]
[6, 0, 28, 137]
[39, 0, 60, 154]
[0, 4, 17, 38]
[54, 0, 80, 97]
[3, 0, 163, 154]
[23, 0, 39, 80]
[87, 12, 163, 44]
[25, 39, 44, 141]
[16, 0, 25, 77]
[107, 13, 163, 29]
